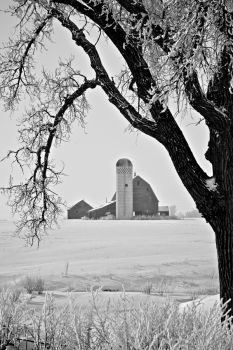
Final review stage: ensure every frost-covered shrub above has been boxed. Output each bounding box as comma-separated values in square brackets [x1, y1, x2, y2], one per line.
[34, 277, 45, 295]
[0, 289, 27, 347]
[142, 282, 153, 295]
[22, 276, 35, 294]
[22, 276, 45, 294]
[0, 288, 233, 350]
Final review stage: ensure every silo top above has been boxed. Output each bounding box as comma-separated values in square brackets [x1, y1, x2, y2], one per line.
[116, 158, 132, 167]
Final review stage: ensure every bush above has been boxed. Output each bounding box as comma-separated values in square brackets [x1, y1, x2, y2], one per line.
[154, 276, 172, 296]
[0, 288, 233, 350]
[34, 277, 45, 295]
[22, 276, 35, 294]
[10, 286, 24, 302]
[22, 276, 45, 294]
[0, 288, 26, 347]
[142, 282, 153, 295]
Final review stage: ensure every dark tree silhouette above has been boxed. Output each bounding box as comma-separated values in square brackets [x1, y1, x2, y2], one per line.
[1, 0, 233, 316]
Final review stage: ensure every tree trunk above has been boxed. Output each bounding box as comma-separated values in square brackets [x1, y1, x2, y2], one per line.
[211, 214, 233, 320]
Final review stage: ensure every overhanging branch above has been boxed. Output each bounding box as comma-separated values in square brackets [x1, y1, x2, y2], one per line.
[52, 0, 155, 101]
[1, 74, 98, 245]
[51, 7, 157, 137]
[50, 7, 216, 209]
[184, 70, 230, 131]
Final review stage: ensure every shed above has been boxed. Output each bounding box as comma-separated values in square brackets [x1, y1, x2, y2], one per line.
[67, 200, 93, 219]
[158, 205, 169, 216]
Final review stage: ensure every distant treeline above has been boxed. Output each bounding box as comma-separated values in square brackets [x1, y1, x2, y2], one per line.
[177, 209, 202, 219]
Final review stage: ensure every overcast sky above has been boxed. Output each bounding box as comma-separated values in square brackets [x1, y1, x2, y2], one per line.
[0, 2, 212, 220]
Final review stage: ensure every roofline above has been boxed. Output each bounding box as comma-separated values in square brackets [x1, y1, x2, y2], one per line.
[88, 200, 116, 212]
[68, 199, 93, 211]
[133, 175, 159, 201]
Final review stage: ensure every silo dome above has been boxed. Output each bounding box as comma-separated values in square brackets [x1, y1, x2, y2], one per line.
[116, 158, 132, 167]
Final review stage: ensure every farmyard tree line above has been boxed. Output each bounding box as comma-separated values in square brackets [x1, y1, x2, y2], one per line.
[1, 0, 233, 316]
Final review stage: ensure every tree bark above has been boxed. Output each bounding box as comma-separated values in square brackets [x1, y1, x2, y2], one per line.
[210, 214, 233, 321]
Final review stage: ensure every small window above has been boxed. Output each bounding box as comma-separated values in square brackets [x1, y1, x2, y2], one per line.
[125, 184, 128, 187]
[137, 181, 140, 186]
[147, 188, 149, 191]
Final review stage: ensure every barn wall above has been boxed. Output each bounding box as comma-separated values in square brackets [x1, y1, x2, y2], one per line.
[133, 176, 158, 216]
[159, 211, 169, 216]
[68, 201, 93, 219]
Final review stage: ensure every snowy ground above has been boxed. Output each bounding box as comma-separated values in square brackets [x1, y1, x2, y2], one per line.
[23, 290, 220, 313]
[0, 218, 218, 299]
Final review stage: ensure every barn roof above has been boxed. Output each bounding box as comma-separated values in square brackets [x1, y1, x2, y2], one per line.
[68, 200, 93, 211]
[133, 175, 159, 202]
[111, 175, 159, 202]
[88, 200, 116, 212]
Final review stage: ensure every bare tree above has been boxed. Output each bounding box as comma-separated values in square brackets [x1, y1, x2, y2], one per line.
[1, 0, 233, 316]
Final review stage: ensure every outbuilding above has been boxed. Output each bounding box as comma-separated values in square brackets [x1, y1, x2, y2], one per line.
[67, 200, 93, 219]
[158, 205, 170, 216]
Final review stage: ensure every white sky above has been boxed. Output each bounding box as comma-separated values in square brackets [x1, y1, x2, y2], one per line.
[0, 3, 212, 219]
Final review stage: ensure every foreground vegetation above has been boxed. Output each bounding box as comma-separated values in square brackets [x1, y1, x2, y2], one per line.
[0, 288, 233, 350]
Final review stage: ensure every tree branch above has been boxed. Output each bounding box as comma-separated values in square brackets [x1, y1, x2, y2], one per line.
[52, 0, 156, 101]
[50, 6, 217, 212]
[116, 0, 146, 15]
[13, 14, 52, 98]
[42, 78, 97, 181]
[51, 7, 157, 136]
[184, 70, 230, 130]
[116, 0, 172, 53]
[0, 13, 52, 108]
[1, 70, 98, 244]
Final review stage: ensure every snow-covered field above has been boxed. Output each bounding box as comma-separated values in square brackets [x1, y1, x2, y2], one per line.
[0, 218, 218, 297]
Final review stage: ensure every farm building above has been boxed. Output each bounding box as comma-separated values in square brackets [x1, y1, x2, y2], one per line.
[110, 175, 159, 217]
[88, 201, 116, 219]
[68, 159, 162, 220]
[158, 205, 170, 216]
[67, 200, 93, 219]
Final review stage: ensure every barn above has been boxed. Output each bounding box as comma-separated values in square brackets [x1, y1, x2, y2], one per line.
[67, 159, 162, 220]
[67, 200, 93, 219]
[88, 175, 159, 219]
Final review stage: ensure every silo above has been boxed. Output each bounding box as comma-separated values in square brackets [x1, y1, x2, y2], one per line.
[116, 158, 133, 219]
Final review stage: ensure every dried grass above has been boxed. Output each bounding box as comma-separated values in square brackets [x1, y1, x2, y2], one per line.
[0, 288, 233, 349]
